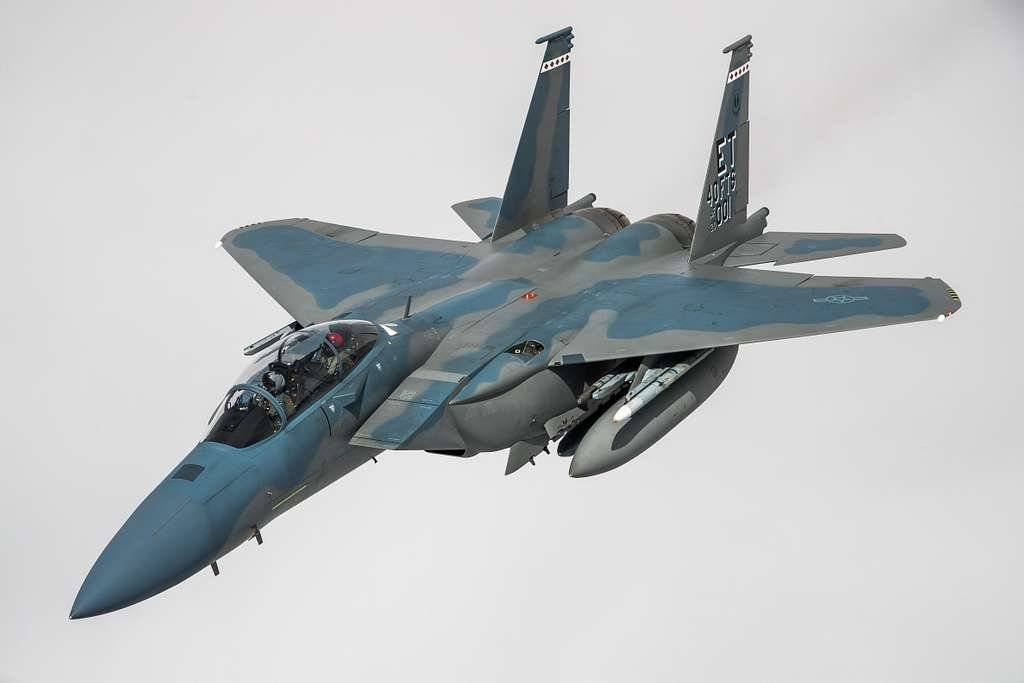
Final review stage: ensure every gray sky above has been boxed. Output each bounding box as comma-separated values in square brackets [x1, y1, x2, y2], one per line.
[2, 1, 1021, 681]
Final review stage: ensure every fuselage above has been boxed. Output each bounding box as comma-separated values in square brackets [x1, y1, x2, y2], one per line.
[71, 210, 715, 618]
[71, 23, 962, 620]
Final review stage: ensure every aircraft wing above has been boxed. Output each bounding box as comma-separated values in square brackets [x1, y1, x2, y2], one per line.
[346, 261, 960, 452]
[723, 231, 907, 267]
[552, 265, 961, 365]
[220, 218, 478, 325]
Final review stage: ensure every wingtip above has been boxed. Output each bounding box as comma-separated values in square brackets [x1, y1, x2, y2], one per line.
[933, 279, 962, 317]
[217, 225, 244, 250]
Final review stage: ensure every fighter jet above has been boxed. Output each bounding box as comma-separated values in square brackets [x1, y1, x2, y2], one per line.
[71, 28, 961, 619]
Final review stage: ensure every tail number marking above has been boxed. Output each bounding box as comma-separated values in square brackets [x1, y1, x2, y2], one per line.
[705, 131, 737, 232]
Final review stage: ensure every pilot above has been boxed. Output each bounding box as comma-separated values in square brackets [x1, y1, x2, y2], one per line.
[262, 369, 297, 416]
[262, 370, 286, 394]
[323, 330, 351, 375]
[325, 330, 346, 350]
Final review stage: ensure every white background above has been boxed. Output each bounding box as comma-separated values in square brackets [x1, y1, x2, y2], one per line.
[2, 1, 1019, 680]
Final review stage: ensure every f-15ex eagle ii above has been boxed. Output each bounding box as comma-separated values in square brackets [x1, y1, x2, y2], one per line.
[72, 28, 961, 618]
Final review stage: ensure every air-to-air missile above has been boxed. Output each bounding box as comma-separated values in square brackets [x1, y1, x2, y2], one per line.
[612, 348, 715, 423]
[566, 346, 738, 478]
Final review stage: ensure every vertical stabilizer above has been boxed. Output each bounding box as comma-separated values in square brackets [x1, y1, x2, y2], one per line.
[492, 27, 573, 241]
[690, 35, 753, 262]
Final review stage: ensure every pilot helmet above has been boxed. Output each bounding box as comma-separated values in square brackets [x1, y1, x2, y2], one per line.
[262, 370, 286, 394]
[325, 331, 346, 350]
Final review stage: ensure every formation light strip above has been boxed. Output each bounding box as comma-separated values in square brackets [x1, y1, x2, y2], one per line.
[541, 53, 571, 73]
[727, 62, 750, 83]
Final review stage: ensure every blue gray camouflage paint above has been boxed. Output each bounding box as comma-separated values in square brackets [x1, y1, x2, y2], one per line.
[492, 27, 573, 240]
[724, 232, 907, 266]
[72, 28, 962, 619]
[786, 236, 883, 255]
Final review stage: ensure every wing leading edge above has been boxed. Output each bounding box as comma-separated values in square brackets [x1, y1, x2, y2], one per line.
[220, 218, 477, 326]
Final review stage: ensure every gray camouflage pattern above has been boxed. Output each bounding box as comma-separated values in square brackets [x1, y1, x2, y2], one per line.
[71, 29, 961, 620]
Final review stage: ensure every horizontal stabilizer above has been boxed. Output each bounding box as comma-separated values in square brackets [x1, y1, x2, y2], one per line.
[725, 232, 906, 267]
[451, 196, 501, 239]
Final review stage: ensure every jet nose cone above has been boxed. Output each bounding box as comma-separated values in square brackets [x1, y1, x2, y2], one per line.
[71, 486, 217, 619]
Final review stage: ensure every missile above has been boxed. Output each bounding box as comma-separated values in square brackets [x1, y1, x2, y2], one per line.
[612, 349, 713, 423]
[568, 345, 738, 478]
[590, 371, 634, 402]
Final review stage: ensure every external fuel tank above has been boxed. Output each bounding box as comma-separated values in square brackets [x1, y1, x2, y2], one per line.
[568, 345, 738, 477]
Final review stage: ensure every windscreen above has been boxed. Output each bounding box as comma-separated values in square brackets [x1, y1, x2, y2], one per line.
[205, 320, 379, 448]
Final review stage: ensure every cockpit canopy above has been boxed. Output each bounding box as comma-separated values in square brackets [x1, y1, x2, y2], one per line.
[205, 320, 379, 448]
